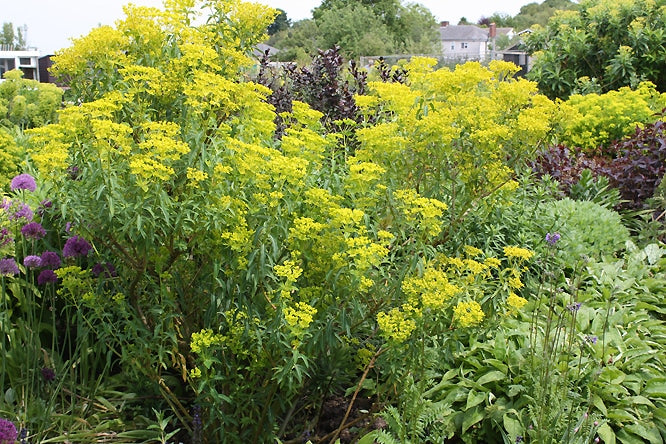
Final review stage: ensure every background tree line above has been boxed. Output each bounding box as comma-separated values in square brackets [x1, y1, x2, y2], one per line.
[266, 0, 579, 63]
[0, 22, 27, 50]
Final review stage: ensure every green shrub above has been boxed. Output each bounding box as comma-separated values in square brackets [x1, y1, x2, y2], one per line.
[0, 70, 63, 130]
[537, 198, 630, 260]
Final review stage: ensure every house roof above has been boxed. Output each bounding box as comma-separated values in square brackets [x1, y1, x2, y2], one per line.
[439, 25, 489, 42]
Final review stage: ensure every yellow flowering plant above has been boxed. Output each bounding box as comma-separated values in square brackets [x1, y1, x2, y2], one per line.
[15, 0, 567, 441]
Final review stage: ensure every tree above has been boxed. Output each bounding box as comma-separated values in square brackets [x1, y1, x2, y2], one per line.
[512, 0, 578, 29]
[526, 0, 666, 99]
[270, 0, 440, 60]
[315, 3, 396, 58]
[0, 23, 26, 49]
[267, 8, 290, 35]
[267, 18, 320, 63]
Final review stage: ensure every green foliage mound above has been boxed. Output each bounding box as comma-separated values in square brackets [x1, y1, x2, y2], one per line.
[537, 197, 630, 260]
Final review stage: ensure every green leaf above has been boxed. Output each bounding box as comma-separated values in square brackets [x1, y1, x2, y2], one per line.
[357, 431, 381, 444]
[507, 384, 525, 397]
[624, 423, 663, 444]
[462, 406, 485, 434]
[592, 393, 608, 415]
[466, 390, 486, 410]
[607, 408, 637, 424]
[644, 378, 666, 398]
[476, 370, 506, 386]
[503, 413, 522, 439]
[600, 366, 626, 385]
[597, 423, 616, 444]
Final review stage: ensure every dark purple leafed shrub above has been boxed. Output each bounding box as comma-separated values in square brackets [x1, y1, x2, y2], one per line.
[530, 145, 613, 195]
[607, 119, 666, 209]
[532, 115, 666, 210]
[258, 46, 368, 136]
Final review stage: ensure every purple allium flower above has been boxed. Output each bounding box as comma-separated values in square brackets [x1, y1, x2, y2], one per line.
[62, 236, 92, 258]
[41, 367, 56, 382]
[0, 258, 19, 276]
[64, 222, 72, 233]
[37, 269, 58, 285]
[3, 200, 34, 222]
[586, 335, 598, 344]
[0, 228, 12, 247]
[91, 262, 117, 278]
[23, 255, 42, 268]
[0, 417, 17, 444]
[516, 437, 523, 443]
[567, 302, 582, 312]
[40, 251, 61, 269]
[10, 173, 36, 192]
[21, 222, 46, 240]
[67, 166, 80, 181]
[546, 232, 561, 245]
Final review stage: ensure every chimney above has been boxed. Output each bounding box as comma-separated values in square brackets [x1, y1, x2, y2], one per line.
[440, 21, 449, 27]
[489, 22, 497, 38]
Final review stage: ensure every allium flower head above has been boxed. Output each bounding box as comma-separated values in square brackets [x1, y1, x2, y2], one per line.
[40, 251, 61, 269]
[2, 200, 34, 222]
[567, 302, 582, 312]
[0, 417, 17, 444]
[23, 255, 42, 268]
[546, 232, 561, 245]
[0, 258, 19, 276]
[0, 228, 12, 247]
[62, 236, 92, 258]
[10, 173, 37, 192]
[41, 367, 56, 382]
[91, 262, 117, 278]
[37, 269, 58, 285]
[21, 222, 46, 240]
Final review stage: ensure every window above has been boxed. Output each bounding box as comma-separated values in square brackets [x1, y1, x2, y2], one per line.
[460, 42, 468, 49]
[19, 57, 32, 66]
[450, 43, 455, 50]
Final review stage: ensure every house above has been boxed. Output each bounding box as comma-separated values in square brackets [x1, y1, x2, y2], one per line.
[0, 49, 40, 81]
[439, 22, 516, 63]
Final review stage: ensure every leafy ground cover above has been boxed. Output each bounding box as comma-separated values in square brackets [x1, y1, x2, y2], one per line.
[1, 1, 666, 443]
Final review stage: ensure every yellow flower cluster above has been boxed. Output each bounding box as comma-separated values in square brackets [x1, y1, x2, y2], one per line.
[402, 267, 460, 309]
[503, 246, 535, 261]
[453, 300, 485, 327]
[190, 328, 224, 354]
[393, 188, 448, 238]
[377, 307, 417, 343]
[463, 245, 483, 257]
[289, 217, 326, 241]
[274, 259, 303, 283]
[284, 302, 317, 333]
[186, 167, 208, 186]
[507, 292, 528, 310]
[484, 257, 502, 268]
[344, 236, 388, 271]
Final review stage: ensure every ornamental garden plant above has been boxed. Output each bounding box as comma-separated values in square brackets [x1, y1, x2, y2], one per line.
[1, 0, 666, 443]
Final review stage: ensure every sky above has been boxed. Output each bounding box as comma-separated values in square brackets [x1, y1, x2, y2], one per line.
[2, 0, 534, 55]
